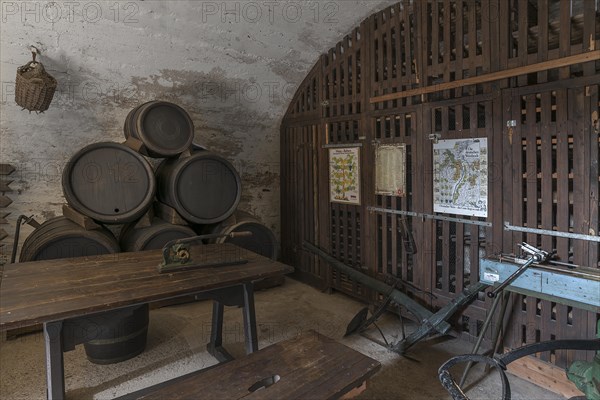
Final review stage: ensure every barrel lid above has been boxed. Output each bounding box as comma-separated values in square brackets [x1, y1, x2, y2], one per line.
[62, 142, 156, 223]
[138, 102, 194, 157]
[175, 154, 241, 224]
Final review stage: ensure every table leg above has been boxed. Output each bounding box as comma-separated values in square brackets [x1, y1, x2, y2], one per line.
[44, 321, 65, 400]
[242, 283, 258, 354]
[206, 301, 233, 362]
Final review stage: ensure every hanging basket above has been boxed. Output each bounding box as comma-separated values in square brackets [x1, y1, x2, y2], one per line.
[15, 58, 57, 113]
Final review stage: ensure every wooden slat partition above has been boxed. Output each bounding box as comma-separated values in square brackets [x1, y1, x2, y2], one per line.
[281, 0, 600, 369]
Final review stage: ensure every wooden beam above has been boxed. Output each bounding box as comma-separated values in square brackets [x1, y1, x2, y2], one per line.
[506, 354, 584, 399]
[62, 204, 102, 231]
[0, 164, 15, 175]
[0, 196, 12, 208]
[370, 50, 600, 103]
[0, 180, 13, 192]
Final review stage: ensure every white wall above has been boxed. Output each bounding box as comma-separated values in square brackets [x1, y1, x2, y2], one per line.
[0, 0, 390, 260]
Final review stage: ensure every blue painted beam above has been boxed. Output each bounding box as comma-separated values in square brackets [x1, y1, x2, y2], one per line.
[480, 259, 600, 312]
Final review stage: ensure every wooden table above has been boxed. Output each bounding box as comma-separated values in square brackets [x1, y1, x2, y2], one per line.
[0, 243, 294, 400]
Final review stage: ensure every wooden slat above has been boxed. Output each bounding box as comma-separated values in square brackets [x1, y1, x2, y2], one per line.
[517, 0, 528, 86]
[118, 331, 380, 400]
[0, 228, 7, 241]
[540, 92, 553, 252]
[506, 355, 584, 399]
[0, 180, 13, 193]
[281, 0, 598, 368]
[0, 196, 12, 208]
[525, 94, 538, 244]
[0, 244, 293, 330]
[442, 221, 450, 292]
[455, 223, 464, 293]
[588, 85, 599, 267]
[370, 50, 600, 103]
[62, 204, 102, 231]
[558, 0, 571, 80]
[555, 88, 569, 261]
[0, 164, 15, 176]
[571, 87, 586, 265]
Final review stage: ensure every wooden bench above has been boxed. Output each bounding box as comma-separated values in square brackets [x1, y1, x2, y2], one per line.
[118, 331, 381, 400]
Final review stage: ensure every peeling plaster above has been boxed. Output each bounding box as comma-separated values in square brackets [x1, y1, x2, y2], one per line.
[0, 0, 391, 258]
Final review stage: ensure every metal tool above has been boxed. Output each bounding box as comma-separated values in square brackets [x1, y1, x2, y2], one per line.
[303, 241, 487, 354]
[10, 214, 40, 263]
[487, 243, 554, 298]
[438, 338, 600, 400]
[158, 231, 252, 273]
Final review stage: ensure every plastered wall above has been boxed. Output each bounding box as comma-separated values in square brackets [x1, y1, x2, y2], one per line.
[0, 0, 389, 260]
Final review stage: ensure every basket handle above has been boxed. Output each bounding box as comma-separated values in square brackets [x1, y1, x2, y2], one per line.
[19, 60, 46, 73]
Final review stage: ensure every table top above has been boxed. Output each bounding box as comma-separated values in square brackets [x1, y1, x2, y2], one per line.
[0, 244, 294, 331]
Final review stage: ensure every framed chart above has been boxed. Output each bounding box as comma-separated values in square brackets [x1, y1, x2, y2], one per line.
[329, 147, 360, 205]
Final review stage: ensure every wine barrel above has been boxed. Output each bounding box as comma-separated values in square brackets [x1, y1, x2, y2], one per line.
[156, 151, 241, 224]
[19, 217, 148, 364]
[83, 304, 149, 365]
[120, 218, 196, 252]
[124, 100, 194, 158]
[19, 216, 119, 261]
[62, 142, 156, 224]
[203, 211, 279, 260]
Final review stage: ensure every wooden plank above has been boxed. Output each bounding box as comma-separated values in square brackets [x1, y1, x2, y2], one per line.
[455, 222, 464, 293]
[506, 355, 584, 399]
[537, 0, 549, 82]
[555, 88, 569, 261]
[442, 0, 451, 90]
[0, 180, 13, 193]
[570, 87, 586, 265]
[402, 1, 413, 101]
[118, 331, 380, 400]
[540, 92, 553, 252]
[0, 196, 12, 208]
[0, 165, 15, 176]
[62, 204, 102, 231]
[369, 50, 600, 103]
[511, 92, 524, 254]
[516, 0, 528, 86]
[587, 85, 599, 267]
[558, 0, 571, 80]
[0, 228, 7, 241]
[488, 94, 503, 257]
[0, 244, 293, 330]
[442, 221, 450, 292]
[525, 95, 538, 245]
[390, 197, 397, 277]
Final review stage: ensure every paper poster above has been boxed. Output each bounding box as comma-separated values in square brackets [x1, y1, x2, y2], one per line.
[375, 144, 406, 197]
[433, 138, 488, 217]
[329, 147, 360, 205]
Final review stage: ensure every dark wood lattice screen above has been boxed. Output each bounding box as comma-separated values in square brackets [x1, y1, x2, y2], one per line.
[281, 0, 599, 368]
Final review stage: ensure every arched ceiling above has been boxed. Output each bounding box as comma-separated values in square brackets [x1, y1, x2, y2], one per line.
[0, 0, 393, 239]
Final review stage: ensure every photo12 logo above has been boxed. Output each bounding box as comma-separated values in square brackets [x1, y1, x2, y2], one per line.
[200, 1, 339, 24]
[1, 1, 139, 24]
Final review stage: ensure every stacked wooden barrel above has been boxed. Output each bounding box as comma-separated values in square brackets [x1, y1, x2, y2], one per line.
[19, 100, 280, 364]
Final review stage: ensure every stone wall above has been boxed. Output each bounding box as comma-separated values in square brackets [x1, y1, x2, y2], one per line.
[0, 0, 389, 260]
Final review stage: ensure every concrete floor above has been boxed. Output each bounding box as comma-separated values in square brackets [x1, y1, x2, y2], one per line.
[0, 278, 565, 400]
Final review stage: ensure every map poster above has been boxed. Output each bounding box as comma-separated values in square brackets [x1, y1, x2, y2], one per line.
[329, 147, 361, 205]
[433, 138, 488, 217]
[375, 144, 406, 197]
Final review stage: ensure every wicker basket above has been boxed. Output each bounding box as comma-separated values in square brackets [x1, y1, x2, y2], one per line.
[15, 61, 57, 112]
